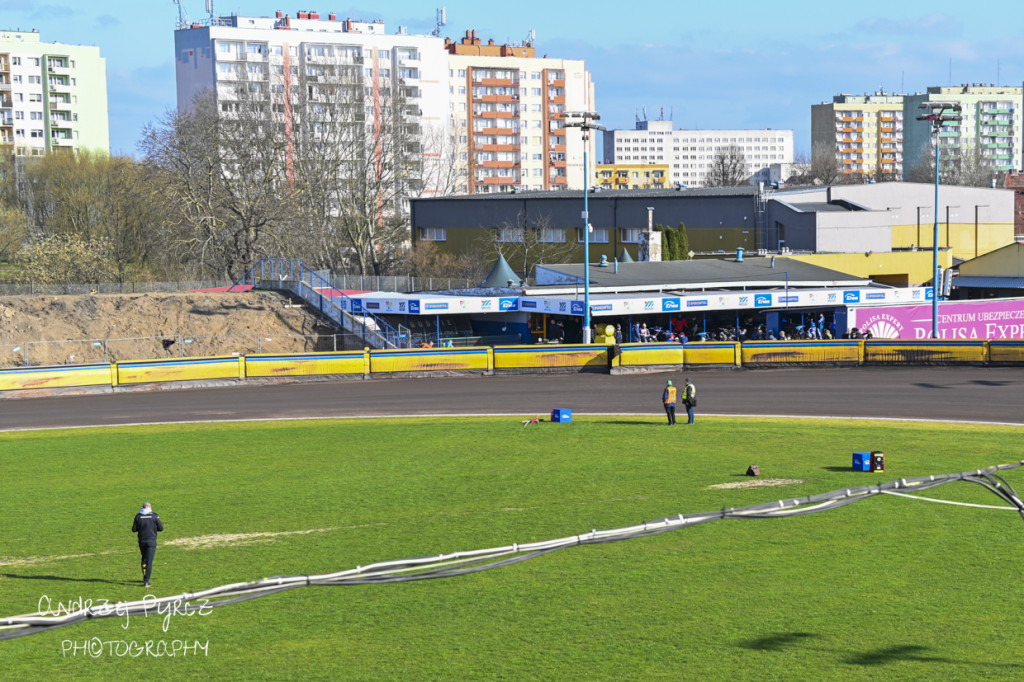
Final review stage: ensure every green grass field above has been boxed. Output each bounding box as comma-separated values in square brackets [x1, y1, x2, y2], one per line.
[1, 416, 1023, 680]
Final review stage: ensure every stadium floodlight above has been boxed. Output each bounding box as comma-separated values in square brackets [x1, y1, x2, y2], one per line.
[915, 101, 963, 338]
[563, 111, 605, 342]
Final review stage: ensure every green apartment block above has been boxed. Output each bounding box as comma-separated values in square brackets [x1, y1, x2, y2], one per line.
[0, 29, 109, 156]
[904, 85, 1023, 179]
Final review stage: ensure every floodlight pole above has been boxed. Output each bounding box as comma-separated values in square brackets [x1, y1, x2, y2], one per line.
[564, 111, 604, 342]
[917, 102, 961, 339]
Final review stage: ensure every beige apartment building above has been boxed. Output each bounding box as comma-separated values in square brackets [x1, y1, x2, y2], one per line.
[811, 92, 905, 180]
[445, 30, 595, 193]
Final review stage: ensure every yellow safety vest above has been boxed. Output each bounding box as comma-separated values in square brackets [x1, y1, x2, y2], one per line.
[664, 386, 677, 404]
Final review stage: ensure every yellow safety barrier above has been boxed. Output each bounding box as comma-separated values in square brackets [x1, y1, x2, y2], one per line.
[618, 342, 684, 367]
[988, 340, 1024, 365]
[864, 340, 988, 365]
[117, 356, 246, 385]
[493, 344, 609, 371]
[741, 341, 862, 365]
[245, 351, 367, 378]
[0, 363, 113, 392]
[369, 347, 491, 373]
[683, 342, 740, 366]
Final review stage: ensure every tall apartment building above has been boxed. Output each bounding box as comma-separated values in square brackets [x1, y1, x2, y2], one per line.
[811, 93, 904, 179]
[0, 29, 109, 156]
[903, 85, 1023, 178]
[602, 119, 794, 188]
[175, 11, 450, 200]
[174, 12, 595, 195]
[444, 30, 595, 193]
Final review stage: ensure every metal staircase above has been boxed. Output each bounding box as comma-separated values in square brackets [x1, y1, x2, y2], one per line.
[232, 259, 409, 349]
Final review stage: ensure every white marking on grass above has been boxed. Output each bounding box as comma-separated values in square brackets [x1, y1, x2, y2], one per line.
[0, 526, 382, 567]
[707, 478, 805, 490]
[165, 526, 375, 550]
[0, 550, 120, 568]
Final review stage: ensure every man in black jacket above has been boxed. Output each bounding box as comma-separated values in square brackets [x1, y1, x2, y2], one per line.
[131, 502, 163, 587]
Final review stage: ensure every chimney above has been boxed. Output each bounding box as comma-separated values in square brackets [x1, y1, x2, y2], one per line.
[488, 39, 494, 46]
[310, 11, 319, 20]
[276, 10, 283, 18]
[328, 12, 336, 20]
[298, 11, 308, 20]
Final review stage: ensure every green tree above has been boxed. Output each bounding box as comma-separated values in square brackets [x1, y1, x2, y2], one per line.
[653, 222, 691, 260]
[15, 234, 115, 292]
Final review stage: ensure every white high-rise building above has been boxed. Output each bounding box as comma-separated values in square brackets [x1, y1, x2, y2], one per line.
[603, 119, 794, 187]
[174, 11, 596, 194]
[0, 29, 109, 156]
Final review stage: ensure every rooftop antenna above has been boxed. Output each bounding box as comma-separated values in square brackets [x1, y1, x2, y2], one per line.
[659, 106, 664, 121]
[431, 6, 446, 37]
[524, 29, 535, 46]
[172, 0, 190, 29]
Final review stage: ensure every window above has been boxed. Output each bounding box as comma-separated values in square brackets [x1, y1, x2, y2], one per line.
[496, 227, 524, 242]
[458, 69, 466, 77]
[30, 129, 44, 138]
[419, 227, 446, 241]
[620, 228, 643, 243]
[28, 75, 41, 84]
[11, 57, 20, 65]
[30, 111, 42, 120]
[14, 111, 23, 120]
[577, 227, 609, 243]
[31, 58, 40, 66]
[539, 227, 565, 242]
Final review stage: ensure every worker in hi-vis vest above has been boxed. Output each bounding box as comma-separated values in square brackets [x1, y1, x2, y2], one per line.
[683, 378, 697, 424]
[662, 380, 677, 426]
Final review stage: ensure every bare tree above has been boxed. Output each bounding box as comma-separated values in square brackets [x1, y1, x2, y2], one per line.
[287, 58, 457, 275]
[705, 145, 748, 187]
[809, 142, 842, 185]
[140, 87, 295, 280]
[481, 211, 579, 280]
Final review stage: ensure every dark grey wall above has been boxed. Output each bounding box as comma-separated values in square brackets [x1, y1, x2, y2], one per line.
[411, 192, 760, 231]
[764, 202, 819, 251]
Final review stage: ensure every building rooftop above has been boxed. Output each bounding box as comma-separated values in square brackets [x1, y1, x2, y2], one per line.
[531, 257, 868, 294]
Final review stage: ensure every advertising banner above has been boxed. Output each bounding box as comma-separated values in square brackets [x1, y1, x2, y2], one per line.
[849, 299, 1024, 339]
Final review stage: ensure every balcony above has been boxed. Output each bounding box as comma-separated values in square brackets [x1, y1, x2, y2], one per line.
[479, 159, 517, 168]
[481, 175, 518, 184]
[476, 110, 517, 119]
[476, 77, 516, 86]
[476, 143, 519, 152]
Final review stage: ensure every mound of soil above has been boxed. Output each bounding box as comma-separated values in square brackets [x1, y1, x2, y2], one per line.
[0, 291, 338, 367]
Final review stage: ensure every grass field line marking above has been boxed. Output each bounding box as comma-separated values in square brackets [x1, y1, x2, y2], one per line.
[0, 527, 377, 567]
[0, 550, 120, 568]
[165, 527, 348, 550]
[1, 413, 1022, 434]
[707, 478, 805, 490]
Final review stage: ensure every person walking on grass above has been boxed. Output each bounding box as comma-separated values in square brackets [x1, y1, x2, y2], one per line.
[662, 380, 677, 425]
[683, 378, 697, 424]
[132, 502, 163, 588]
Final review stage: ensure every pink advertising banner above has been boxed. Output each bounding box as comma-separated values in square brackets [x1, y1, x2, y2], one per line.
[849, 299, 1024, 339]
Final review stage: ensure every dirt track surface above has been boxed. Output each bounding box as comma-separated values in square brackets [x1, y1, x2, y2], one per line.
[0, 292, 331, 366]
[1, 367, 1022, 432]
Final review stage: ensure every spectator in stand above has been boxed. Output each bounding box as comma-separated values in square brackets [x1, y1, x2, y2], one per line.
[614, 324, 623, 345]
[639, 323, 651, 343]
[553, 320, 566, 344]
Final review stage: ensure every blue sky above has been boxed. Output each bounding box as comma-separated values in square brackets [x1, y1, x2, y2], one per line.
[4, 0, 1022, 157]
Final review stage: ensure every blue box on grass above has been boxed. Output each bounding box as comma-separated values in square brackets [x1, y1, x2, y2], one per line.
[852, 452, 872, 471]
[551, 408, 572, 423]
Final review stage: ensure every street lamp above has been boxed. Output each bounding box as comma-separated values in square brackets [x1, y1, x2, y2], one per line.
[916, 101, 962, 339]
[564, 110, 605, 342]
